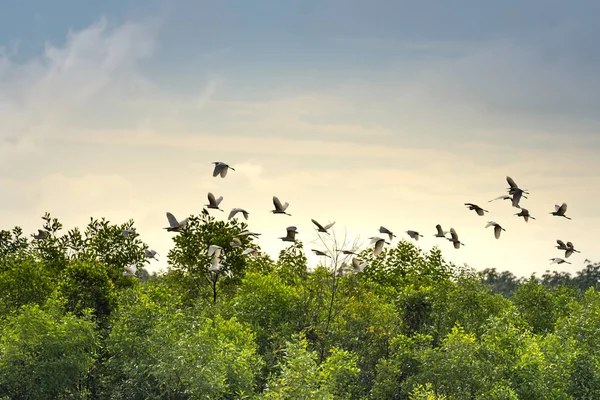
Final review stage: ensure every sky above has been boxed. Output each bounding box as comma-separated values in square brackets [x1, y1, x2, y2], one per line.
[1, 0, 599, 277]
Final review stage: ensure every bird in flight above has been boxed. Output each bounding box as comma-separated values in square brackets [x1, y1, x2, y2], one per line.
[550, 203, 571, 220]
[311, 219, 335, 234]
[447, 228, 465, 249]
[229, 208, 249, 220]
[206, 193, 224, 212]
[272, 196, 291, 216]
[212, 162, 235, 178]
[465, 203, 489, 216]
[515, 208, 535, 222]
[485, 221, 506, 239]
[164, 212, 189, 232]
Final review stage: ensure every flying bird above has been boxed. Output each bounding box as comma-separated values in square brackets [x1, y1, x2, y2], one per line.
[406, 230, 424, 241]
[236, 230, 261, 238]
[272, 196, 291, 216]
[280, 226, 298, 243]
[337, 249, 358, 255]
[434, 224, 449, 238]
[123, 264, 137, 277]
[311, 219, 336, 234]
[242, 248, 258, 256]
[164, 212, 189, 232]
[369, 236, 390, 256]
[550, 258, 571, 265]
[312, 249, 331, 258]
[230, 237, 242, 248]
[489, 195, 514, 203]
[515, 208, 535, 222]
[485, 221, 506, 239]
[506, 176, 529, 195]
[557, 240, 581, 258]
[352, 256, 367, 273]
[228, 208, 249, 220]
[550, 203, 571, 220]
[212, 162, 235, 178]
[447, 228, 465, 249]
[379, 226, 396, 241]
[206, 192, 224, 212]
[145, 249, 159, 260]
[464, 203, 489, 216]
[32, 229, 49, 240]
[208, 245, 223, 257]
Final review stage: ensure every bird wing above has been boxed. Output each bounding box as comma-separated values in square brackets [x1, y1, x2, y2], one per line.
[212, 163, 222, 177]
[324, 222, 336, 229]
[436, 224, 444, 236]
[379, 226, 391, 234]
[506, 176, 518, 189]
[282, 202, 289, 211]
[485, 221, 496, 228]
[273, 196, 283, 211]
[166, 212, 179, 228]
[494, 225, 501, 239]
[374, 239, 384, 256]
[556, 240, 566, 248]
[228, 208, 239, 220]
[476, 208, 484, 216]
[208, 245, 222, 257]
[512, 190, 522, 207]
[489, 195, 509, 202]
[208, 192, 216, 205]
[215, 196, 223, 206]
[242, 210, 249, 219]
[566, 241, 575, 249]
[450, 228, 458, 241]
[565, 249, 573, 258]
[453, 240, 460, 249]
[558, 203, 567, 214]
[242, 248, 256, 255]
[220, 167, 228, 178]
[311, 219, 325, 230]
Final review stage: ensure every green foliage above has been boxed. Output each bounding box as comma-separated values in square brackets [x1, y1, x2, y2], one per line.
[0, 213, 600, 398]
[0, 303, 98, 399]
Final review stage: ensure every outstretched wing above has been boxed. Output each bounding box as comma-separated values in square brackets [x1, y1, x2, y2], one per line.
[166, 212, 179, 228]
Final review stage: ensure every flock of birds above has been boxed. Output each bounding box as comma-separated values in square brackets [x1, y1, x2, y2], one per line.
[27, 162, 581, 278]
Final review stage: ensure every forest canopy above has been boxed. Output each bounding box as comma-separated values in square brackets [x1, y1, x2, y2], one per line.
[0, 212, 599, 399]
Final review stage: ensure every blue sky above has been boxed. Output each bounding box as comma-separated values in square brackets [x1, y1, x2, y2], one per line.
[1, 1, 599, 276]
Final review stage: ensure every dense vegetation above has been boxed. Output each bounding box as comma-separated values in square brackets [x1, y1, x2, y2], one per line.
[1, 212, 599, 399]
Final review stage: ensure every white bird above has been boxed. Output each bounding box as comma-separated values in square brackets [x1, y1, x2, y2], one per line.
[515, 208, 535, 222]
[312, 249, 331, 258]
[123, 264, 137, 277]
[236, 230, 261, 238]
[406, 230, 424, 241]
[488, 195, 513, 203]
[230, 237, 242, 248]
[379, 226, 396, 241]
[122, 229, 135, 238]
[550, 258, 571, 265]
[464, 203, 488, 216]
[485, 221, 506, 239]
[550, 203, 571, 220]
[434, 224, 449, 238]
[242, 248, 258, 256]
[506, 176, 529, 195]
[206, 192, 224, 212]
[164, 212, 189, 232]
[208, 245, 223, 257]
[209, 257, 223, 272]
[311, 219, 336, 234]
[280, 226, 298, 243]
[337, 249, 358, 255]
[447, 228, 465, 249]
[228, 208, 249, 220]
[145, 249, 159, 260]
[369, 236, 389, 256]
[32, 229, 49, 240]
[272, 196, 291, 216]
[352, 256, 367, 273]
[212, 162, 235, 178]
[557, 240, 580, 258]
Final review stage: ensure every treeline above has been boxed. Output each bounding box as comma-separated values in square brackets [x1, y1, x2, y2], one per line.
[0, 212, 599, 399]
